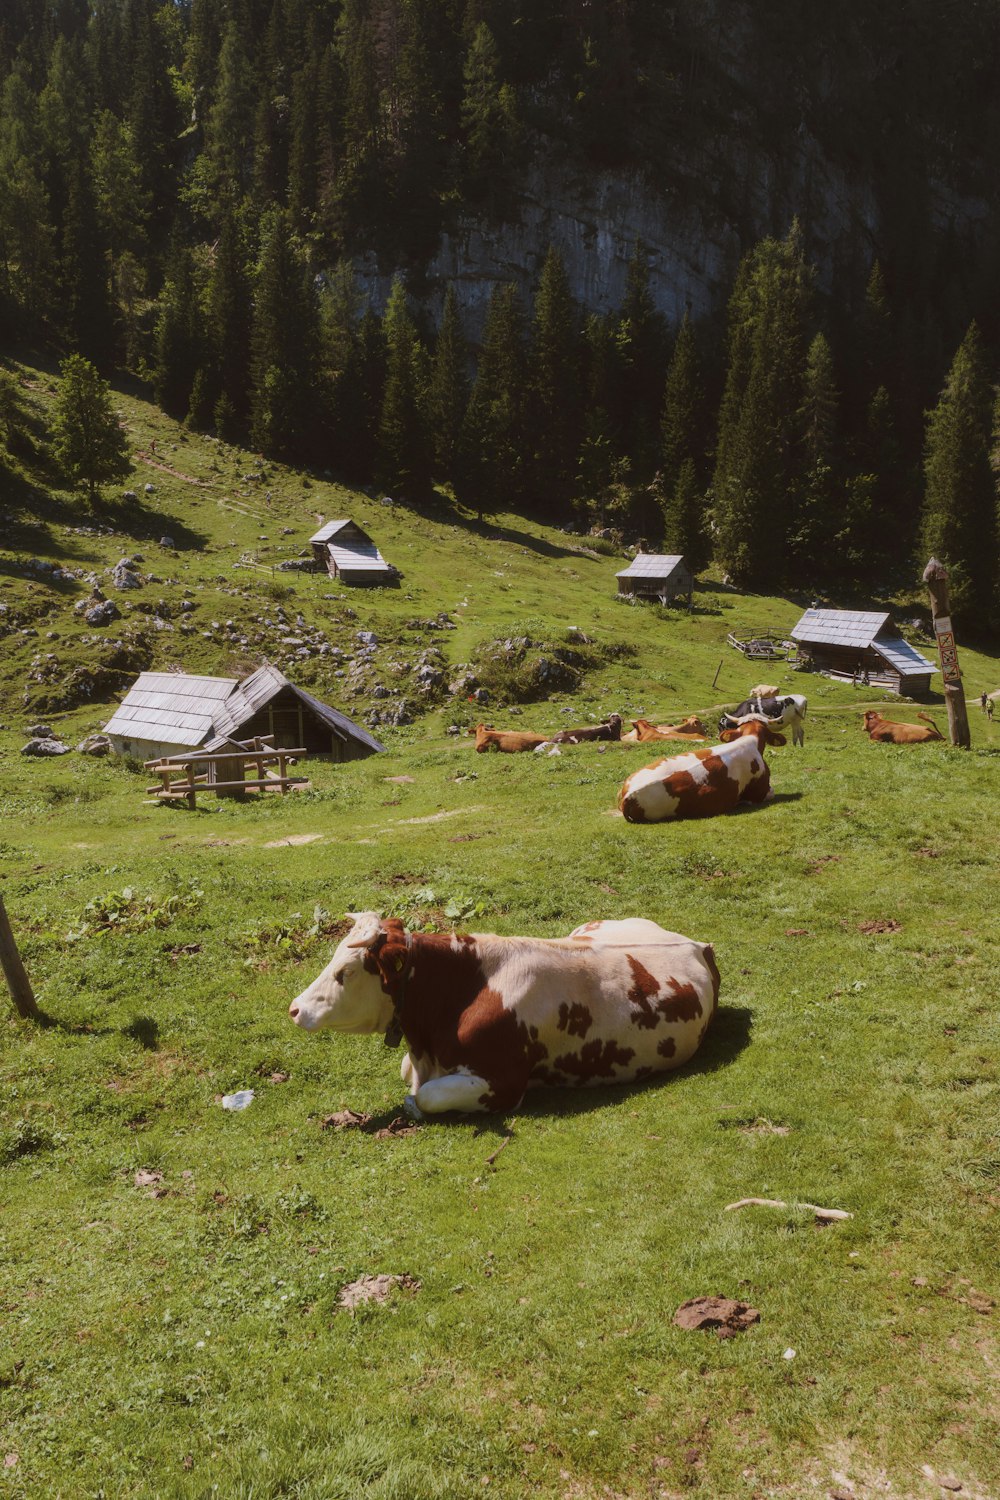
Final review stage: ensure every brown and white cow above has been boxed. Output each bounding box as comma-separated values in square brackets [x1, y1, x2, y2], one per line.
[289, 913, 720, 1116]
[624, 715, 709, 743]
[472, 723, 550, 753]
[618, 719, 786, 823]
[862, 710, 943, 744]
[550, 713, 623, 744]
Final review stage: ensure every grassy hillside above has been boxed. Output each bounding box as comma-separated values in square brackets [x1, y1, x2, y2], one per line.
[2, 366, 999, 1500]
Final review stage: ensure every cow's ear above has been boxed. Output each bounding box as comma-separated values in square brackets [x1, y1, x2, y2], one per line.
[345, 911, 384, 949]
[719, 727, 737, 742]
[766, 728, 787, 747]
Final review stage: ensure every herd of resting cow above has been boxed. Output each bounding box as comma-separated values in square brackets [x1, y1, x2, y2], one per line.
[288, 690, 946, 1118]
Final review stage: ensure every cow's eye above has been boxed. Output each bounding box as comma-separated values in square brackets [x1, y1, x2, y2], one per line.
[331, 967, 345, 985]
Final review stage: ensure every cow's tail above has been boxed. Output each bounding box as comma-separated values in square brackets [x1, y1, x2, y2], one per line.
[916, 712, 944, 739]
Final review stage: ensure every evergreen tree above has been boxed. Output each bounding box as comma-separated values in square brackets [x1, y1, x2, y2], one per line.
[712, 223, 814, 587]
[657, 312, 707, 558]
[428, 285, 469, 481]
[51, 353, 132, 501]
[376, 276, 431, 499]
[202, 17, 257, 207]
[788, 332, 839, 575]
[455, 280, 525, 517]
[205, 206, 252, 436]
[920, 322, 996, 623]
[460, 22, 519, 202]
[528, 245, 581, 516]
[153, 240, 204, 420]
[328, 304, 386, 482]
[250, 209, 320, 459]
[615, 241, 666, 476]
[0, 65, 53, 327]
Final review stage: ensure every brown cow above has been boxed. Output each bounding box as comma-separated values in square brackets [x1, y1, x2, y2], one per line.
[618, 720, 786, 823]
[289, 913, 720, 1115]
[472, 723, 550, 753]
[550, 714, 623, 745]
[625, 716, 709, 743]
[862, 710, 944, 744]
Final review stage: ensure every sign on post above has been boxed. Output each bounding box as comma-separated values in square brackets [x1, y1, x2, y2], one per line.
[922, 558, 971, 749]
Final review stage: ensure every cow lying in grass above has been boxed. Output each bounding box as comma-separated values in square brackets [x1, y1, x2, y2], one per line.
[550, 713, 623, 744]
[719, 693, 807, 746]
[619, 719, 786, 823]
[289, 913, 720, 1115]
[472, 723, 550, 753]
[862, 710, 943, 743]
[623, 715, 709, 743]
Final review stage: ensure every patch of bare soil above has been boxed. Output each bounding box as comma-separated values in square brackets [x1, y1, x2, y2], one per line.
[914, 846, 941, 858]
[396, 807, 484, 825]
[262, 833, 323, 847]
[858, 918, 902, 934]
[137, 453, 211, 485]
[806, 854, 842, 874]
[374, 1116, 421, 1139]
[336, 1273, 420, 1312]
[673, 1296, 760, 1339]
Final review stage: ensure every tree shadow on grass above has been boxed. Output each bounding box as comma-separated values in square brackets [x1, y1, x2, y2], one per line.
[122, 1016, 159, 1050]
[455, 511, 602, 562]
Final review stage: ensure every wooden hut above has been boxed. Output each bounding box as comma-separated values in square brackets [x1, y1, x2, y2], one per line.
[790, 609, 936, 696]
[615, 554, 693, 605]
[104, 664, 386, 762]
[309, 519, 397, 586]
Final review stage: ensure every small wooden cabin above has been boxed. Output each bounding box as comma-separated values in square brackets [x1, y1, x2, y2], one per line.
[616, 554, 693, 605]
[309, 519, 396, 586]
[104, 664, 386, 762]
[790, 609, 936, 696]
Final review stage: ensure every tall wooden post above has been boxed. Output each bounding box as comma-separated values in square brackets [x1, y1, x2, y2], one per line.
[0, 893, 40, 1019]
[922, 557, 971, 749]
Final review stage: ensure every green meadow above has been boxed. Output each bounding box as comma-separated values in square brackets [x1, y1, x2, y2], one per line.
[1, 367, 999, 1499]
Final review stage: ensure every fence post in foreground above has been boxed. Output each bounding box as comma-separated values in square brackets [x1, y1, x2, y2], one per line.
[922, 557, 971, 749]
[0, 892, 40, 1019]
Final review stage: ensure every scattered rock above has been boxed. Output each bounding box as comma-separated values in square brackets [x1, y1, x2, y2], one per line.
[77, 734, 112, 757]
[336, 1272, 420, 1312]
[143, 482, 155, 493]
[21, 736, 71, 756]
[28, 723, 52, 737]
[159, 536, 175, 549]
[673, 1296, 761, 1338]
[85, 599, 120, 626]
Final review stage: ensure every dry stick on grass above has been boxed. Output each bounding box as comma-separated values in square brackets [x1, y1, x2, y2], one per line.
[0, 893, 40, 1020]
[725, 1196, 853, 1223]
[485, 1120, 516, 1168]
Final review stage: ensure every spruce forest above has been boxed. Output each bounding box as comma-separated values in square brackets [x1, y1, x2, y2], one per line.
[3, 0, 1000, 623]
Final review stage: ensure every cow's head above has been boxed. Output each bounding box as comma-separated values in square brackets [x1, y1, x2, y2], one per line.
[288, 911, 400, 1034]
[719, 719, 786, 748]
[862, 711, 881, 732]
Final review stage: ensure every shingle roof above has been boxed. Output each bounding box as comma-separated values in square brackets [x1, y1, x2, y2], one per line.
[871, 636, 936, 676]
[326, 542, 393, 573]
[104, 673, 238, 746]
[105, 667, 386, 754]
[616, 554, 686, 580]
[790, 608, 890, 649]
[309, 518, 360, 544]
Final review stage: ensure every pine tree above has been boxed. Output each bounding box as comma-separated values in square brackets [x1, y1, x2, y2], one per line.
[51, 353, 132, 501]
[920, 322, 996, 622]
[153, 240, 204, 420]
[205, 206, 252, 436]
[460, 22, 519, 201]
[0, 65, 54, 326]
[615, 241, 666, 476]
[250, 209, 320, 459]
[455, 280, 525, 517]
[376, 276, 431, 500]
[528, 245, 581, 516]
[657, 313, 707, 559]
[788, 332, 839, 575]
[428, 285, 469, 481]
[328, 304, 387, 482]
[712, 223, 814, 587]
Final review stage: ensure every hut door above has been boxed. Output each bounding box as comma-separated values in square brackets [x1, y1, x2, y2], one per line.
[269, 706, 301, 748]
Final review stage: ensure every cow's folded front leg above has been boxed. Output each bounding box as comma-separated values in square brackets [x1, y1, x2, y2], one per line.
[413, 1070, 521, 1115]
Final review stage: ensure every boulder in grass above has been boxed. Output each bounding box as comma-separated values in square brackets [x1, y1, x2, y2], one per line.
[85, 600, 120, 626]
[77, 734, 112, 757]
[21, 737, 71, 756]
[28, 723, 53, 737]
